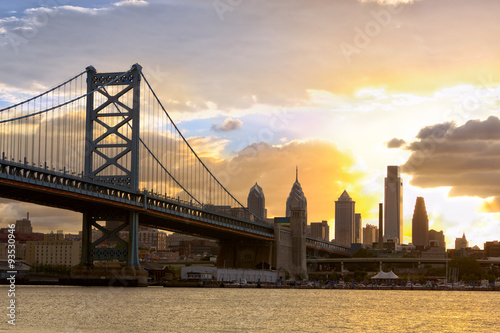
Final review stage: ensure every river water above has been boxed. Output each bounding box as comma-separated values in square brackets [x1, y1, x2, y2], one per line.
[3, 286, 499, 332]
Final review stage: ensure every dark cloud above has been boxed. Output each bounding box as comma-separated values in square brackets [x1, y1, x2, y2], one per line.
[402, 116, 500, 211]
[416, 122, 455, 139]
[386, 138, 406, 149]
[211, 118, 243, 132]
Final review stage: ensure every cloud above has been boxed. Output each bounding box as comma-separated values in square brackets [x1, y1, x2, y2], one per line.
[211, 118, 243, 132]
[402, 116, 500, 212]
[480, 198, 500, 213]
[416, 122, 455, 139]
[2, 0, 500, 113]
[386, 138, 406, 148]
[208, 139, 380, 225]
[359, 0, 416, 5]
[0, 198, 81, 234]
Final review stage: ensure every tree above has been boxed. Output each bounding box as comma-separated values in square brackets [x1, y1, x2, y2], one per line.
[449, 257, 482, 281]
[352, 248, 374, 258]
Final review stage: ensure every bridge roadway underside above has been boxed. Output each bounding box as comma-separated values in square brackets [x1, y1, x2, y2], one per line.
[0, 177, 348, 271]
[0, 178, 273, 242]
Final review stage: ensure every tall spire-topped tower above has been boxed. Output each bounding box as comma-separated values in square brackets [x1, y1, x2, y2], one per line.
[286, 167, 307, 221]
[284, 167, 308, 278]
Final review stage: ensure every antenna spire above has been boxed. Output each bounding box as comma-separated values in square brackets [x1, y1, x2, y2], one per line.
[296, 166, 298, 182]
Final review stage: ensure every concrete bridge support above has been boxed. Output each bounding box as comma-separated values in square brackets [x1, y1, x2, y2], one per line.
[273, 206, 308, 279]
[216, 239, 273, 269]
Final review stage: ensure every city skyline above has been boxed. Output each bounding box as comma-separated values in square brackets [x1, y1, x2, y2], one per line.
[1, 0, 500, 248]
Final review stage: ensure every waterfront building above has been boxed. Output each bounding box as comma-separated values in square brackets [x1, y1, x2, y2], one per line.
[247, 182, 266, 221]
[25, 231, 81, 266]
[335, 190, 355, 247]
[354, 214, 362, 244]
[411, 197, 429, 249]
[455, 233, 468, 250]
[384, 166, 403, 243]
[309, 220, 330, 241]
[15, 213, 33, 234]
[181, 266, 278, 283]
[363, 224, 379, 247]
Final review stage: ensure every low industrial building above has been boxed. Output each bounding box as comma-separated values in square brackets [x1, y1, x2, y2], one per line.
[181, 266, 278, 283]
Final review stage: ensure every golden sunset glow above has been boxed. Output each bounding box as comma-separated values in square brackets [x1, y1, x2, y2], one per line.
[0, 0, 499, 248]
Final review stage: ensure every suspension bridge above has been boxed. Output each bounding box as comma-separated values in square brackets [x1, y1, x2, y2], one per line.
[0, 64, 349, 283]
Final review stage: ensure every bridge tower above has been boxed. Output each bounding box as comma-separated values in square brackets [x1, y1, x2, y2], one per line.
[75, 65, 146, 285]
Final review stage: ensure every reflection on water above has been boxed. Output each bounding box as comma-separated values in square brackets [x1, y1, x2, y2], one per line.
[6, 286, 500, 332]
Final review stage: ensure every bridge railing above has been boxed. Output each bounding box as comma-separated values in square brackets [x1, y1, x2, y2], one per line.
[0, 159, 275, 238]
[306, 236, 351, 255]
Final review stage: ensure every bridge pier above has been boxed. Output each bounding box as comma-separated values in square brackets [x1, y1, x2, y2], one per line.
[71, 211, 147, 286]
[216, 240, 273, 269]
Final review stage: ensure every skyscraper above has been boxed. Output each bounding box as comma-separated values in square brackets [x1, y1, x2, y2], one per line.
[354, 213, 362, 244]
[286, 167, 308, 278]
[384, 166, 403, 243]
[247, 182, 266, 221]
[363, 224, 379, 247]
[286, 167, 307, 222]
[335, 190, 355, 247]
[310, 220, 330, 241]
[455, 233, 468, 250]
[411, 197, 429, 248]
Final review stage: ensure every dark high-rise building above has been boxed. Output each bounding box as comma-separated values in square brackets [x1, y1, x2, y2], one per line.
[247, 182, 266, 221]
[354, 213, 362, 244]
[335, 190, 355, 247]
[384, 166, 403, 243]
[412, 197, 429, 248]
[310, 220, 329, 241]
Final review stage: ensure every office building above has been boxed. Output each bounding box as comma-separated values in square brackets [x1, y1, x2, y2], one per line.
[286, 167, 307, 222]
[354, 214, 362, 244]
[455, 233, 468, 250]
[15, 213, 33, 234]
[411, 197, 429, 248]
[309, 220, 330, 241]
[484, 241, 500, 257]
[138, 227, 168, 251]
[247, 182, 266, 221]
[384, 166, 403, 243]
[363, 224, 379, 247]
[335, 190, 355, 247]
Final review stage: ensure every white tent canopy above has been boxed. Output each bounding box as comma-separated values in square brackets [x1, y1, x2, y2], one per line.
[371, 270, 399, 280]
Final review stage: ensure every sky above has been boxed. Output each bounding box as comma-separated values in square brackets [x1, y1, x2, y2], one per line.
[1, 0, 500, 248]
